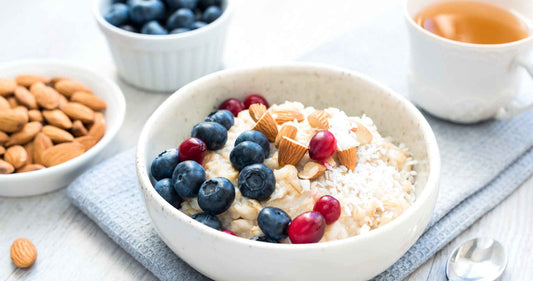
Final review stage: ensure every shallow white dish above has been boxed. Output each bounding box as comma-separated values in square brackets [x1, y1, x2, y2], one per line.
[0, 59, 126, 197]
[136, 63, 440, 281]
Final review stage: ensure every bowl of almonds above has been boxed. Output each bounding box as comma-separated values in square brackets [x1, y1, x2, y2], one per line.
[0, 60, 125, 197]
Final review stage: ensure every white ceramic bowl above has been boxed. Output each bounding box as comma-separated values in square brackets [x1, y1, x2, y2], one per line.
[136, 63, 440, 281]
[0, 59, 125, 197]
[94, 0, 232, 92]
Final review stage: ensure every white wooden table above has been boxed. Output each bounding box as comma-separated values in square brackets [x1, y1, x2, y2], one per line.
[1, 0, 532, 280]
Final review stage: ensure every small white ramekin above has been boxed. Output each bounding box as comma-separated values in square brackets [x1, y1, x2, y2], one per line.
[93, 0, 232, 92]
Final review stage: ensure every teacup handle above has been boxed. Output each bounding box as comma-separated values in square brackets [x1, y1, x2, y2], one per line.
[496, 56, 533, 119]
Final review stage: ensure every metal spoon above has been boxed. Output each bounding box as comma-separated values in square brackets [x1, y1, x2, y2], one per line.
[446, 238, 507, 281]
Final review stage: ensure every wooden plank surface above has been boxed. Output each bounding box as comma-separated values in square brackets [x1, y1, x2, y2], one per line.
[1, 0, 532, 280]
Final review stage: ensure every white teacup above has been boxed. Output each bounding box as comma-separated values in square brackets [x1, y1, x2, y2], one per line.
[404, 0, 533, 123]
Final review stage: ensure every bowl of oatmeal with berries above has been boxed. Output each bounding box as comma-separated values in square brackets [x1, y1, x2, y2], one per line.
[136, 64, 440, 281]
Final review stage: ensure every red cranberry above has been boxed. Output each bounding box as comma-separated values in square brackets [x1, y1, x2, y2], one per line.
[178, 137, 207, 164]
[288, 211, 326, 244]
[313, 195, 341, 224]
[219, 98, 245, 117]
[221, 230, 237, 236]
[309, 130, 337, 161]
[243, 94, 269, 109]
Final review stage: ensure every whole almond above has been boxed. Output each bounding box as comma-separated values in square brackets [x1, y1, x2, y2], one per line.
[0, 131, 8, 145]
[41, 142, 85, 167]
[58, 93, 68, 107]
[33, 133, 53, 165]
[7, 97, 18, 108]
[0, 78, 17, 96]
[4, 145, 28, 169]
[71, 120, 88, 137]
[28, 110, 43, 122]
[30, 82, 60, 110]
[6, 122, 42, 146]
[24, 142, 34, 165]
[273, 110, 305, 125]
[0, 145, 5, 156]
[275, 124, 297, 148]
[54, 80, 92, 97]
[278, 137, 308, 167]
[16, 74, 49, 87]
[17, 164, 45, 173]
[0, 109, 28, 132]
[43, 110, 72, 129]
[60, 102, 94, 123]
[248, 103, 267, 122]
[252, 111, 278, 142]
[307, 110, 330, 130]
[14, 86, 38, 109]
[337, 147, 358, 171]
[50, 77, 66, 86]
[0, 96, 10, 109]
[71, 91, 106, 111]
[10, 238, 38, 268]
[0, 159, 15, 174]
[42, 125, 74, 143]
[88, 112, 105, 140]
[74, 135, 98, 151]
[298, 161, 327, 180]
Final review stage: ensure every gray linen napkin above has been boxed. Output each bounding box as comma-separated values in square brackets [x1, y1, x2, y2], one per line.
[67, 5, 533, 281]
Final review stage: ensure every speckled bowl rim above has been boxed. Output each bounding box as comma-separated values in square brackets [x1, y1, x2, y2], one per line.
[136, 62, 440, 250]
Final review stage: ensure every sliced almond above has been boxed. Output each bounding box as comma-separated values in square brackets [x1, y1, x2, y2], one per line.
[7, 97, 18, 108]
[0, 78, 17, 96]
[273, 110, 305, 125]
[71, 91, 106, 111]
[275, 124, 297, 148]
[0, 159, 14, 174]
[278, 136, 308, 167]
[41, 142, 85, 167]
[17, 164, 45, 173]
[0, 96, 10, 109]
[0, 145, 5, 156]
[43, 110, 72, 129]
[307, 110, 330, 130]
[30, 82, 60, 110]
[6, 122, 42, 146]
[4, 145, 27, 169]
[15, 74, 49, 87]
[71, 120, 88, 137]
[42, 125, 74, 143]
[248, 103, 267, 122]
[252, 111, 278, 142]
[74, 135, 98, 151]
[88, 112, 105, 140]
[337, 147, 358, 171]
[60, 102, 94, 124]
[33, 133, 53, 165]
[28, 110, 43, 122]
[298, 161, 327, 180]
[0, 131, 8, 145]
[351, 122, 373, 145]
[24, 142, 34, 165]
[0, 109, 28, 133]
[54, 80, 92, 97]
[14, 87, 38, 109]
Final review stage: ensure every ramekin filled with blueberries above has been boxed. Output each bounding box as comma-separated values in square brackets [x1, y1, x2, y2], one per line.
[93, 0, 232, 91]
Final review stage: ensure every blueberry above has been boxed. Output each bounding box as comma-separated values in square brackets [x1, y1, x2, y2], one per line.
[166, 8, 195, 30]
[198, 0, 221, 10]
[104, 3, 130, 27]
[191, 21, 207, 29]
[165, 0, 197, 10]
[151, 148, 180, 181]
[120, 24, 138, 32]
[191, 212, 222, 230]
[172, 160, 206, 198]
[130, 0, 166, 24]
[202, 6, 222, 23]
[235, 130, 270, 158]
[170, 27, 191, 34]
[204, 110, 234, 130]
[141, 20, 168, 34]
[154, 178, 182, 208]
[191, 122, 227, 150]
[229, 141, 264, 171]
[238, 163, 275, 200]
[257, 207, 291, 240]
[250, 236, 278, 243]
[198, 177, 235, 215]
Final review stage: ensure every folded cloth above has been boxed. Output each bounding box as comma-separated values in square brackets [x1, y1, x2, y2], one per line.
[67, 5, 533, 281]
